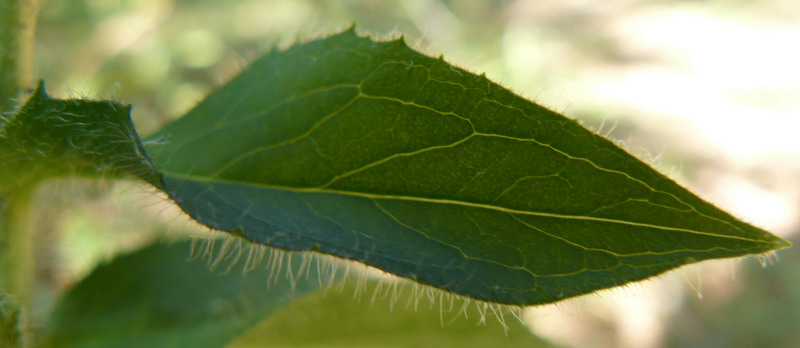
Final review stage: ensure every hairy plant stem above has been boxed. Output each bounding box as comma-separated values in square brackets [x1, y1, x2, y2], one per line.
[1, 0, 40, 113]
[1, 0, 42, 346]
[0, 185, 37, 348]
[0, 0, 21, 113]
[0, 186, 36, 307]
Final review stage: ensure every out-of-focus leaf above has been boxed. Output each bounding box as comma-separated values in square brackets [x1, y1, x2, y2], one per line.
[146, 28, 789, 305]
[228, 279, 557, 348]
[44, 239, 325, 348]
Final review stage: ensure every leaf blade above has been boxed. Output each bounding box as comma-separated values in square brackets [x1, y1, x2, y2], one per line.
[147, 28, 789, 305]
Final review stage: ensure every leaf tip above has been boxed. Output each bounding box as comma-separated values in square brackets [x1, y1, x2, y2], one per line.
[772, 236, 793, 249]
[756, 227, 792, 251]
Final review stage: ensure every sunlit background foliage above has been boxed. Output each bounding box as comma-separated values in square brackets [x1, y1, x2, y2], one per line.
[29, 1, 800, 347]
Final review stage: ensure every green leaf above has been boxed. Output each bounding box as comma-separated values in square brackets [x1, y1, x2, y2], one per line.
[45, 239, 325, 348]
[0, 81, 161, 191]
[229, 280, 557, 348]
[145, 28, 790, 306]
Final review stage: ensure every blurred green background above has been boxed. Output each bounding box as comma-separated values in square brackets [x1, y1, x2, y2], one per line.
[28, 0, 800, 347]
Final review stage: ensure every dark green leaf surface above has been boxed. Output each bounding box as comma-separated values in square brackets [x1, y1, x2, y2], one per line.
[146, 28, 789, 305]
[229, 280, 557, 348]
[45, 240, 324, 348]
